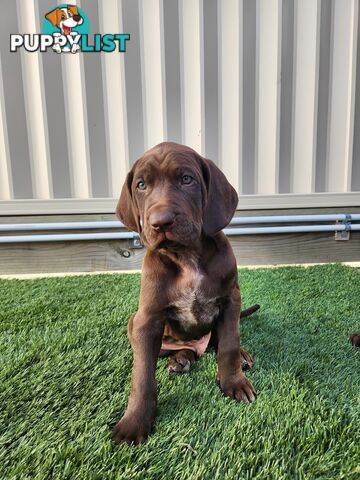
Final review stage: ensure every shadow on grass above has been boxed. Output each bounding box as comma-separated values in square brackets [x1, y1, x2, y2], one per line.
[108, 308, 359, 428]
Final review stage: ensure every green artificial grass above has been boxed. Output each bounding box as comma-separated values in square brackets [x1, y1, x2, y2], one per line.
[1, 264, 359, 480]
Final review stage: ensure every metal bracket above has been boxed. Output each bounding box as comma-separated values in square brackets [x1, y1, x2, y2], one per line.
[130, 235, 144, 249]
[335, 215, 351, 241]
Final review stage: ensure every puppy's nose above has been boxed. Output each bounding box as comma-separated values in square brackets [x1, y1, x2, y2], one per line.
[73, 14, 81, 21]
[150, 211, 175, 232]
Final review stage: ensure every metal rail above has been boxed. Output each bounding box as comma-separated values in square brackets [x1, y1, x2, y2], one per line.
[0, 216, 359, 243]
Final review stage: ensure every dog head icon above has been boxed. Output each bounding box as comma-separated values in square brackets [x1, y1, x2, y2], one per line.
[45, 5, 83, 35]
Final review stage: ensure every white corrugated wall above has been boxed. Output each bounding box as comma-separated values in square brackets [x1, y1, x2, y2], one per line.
[0, 0, 359, 214]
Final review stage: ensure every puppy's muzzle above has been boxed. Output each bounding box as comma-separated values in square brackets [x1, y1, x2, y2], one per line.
[149, 210, 175, 232]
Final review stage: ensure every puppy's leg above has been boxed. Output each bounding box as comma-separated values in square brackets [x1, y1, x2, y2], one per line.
[210, 329, 254, 370]
[112, 310, 164, 445]
[167, 349, 196, 374]
[216, 285, 256, 403]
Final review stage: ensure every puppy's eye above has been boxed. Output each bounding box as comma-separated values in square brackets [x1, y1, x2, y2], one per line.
[181, 175, 193, 185]
[136, 180, 146, 190]
[61, 14, 66, 19]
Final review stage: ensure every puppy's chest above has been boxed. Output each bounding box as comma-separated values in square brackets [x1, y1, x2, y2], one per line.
[167, 270, 220, 330]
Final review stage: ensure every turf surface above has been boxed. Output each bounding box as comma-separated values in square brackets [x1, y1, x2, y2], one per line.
[1, 264, 359, 479]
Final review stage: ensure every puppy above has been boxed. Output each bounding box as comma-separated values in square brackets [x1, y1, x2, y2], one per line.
[45, 5, 83, 53]
[113, 142, 258, 444]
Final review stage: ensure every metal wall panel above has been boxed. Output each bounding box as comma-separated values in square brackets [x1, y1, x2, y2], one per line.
[0, 0, 359, 214]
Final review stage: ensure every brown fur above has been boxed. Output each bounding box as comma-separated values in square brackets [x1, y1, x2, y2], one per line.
[350, 333, 360, 347]
[112, 142, 258, 444]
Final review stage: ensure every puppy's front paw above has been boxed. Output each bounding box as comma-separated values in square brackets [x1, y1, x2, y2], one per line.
[219, 373, 256, 403]
[111, 414, 153, 445]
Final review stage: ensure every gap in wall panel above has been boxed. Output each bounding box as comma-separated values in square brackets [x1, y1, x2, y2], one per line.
[203, 0, 219, 163]
[278, 0, 294, 193]
[122, 0, 145, 164]
[81, 0, 109, 198]
[163, 0, 182, 145]
[315, 0, 332, 192]
[242, 0, 256, 194]
[38, 0, 71, 198]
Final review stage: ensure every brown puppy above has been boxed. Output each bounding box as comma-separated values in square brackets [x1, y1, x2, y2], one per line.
[113, 142, 258, 444]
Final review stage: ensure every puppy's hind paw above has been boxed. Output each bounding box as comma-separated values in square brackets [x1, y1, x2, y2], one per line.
[167, 349, 196, 375]
[239, 348, 254, 371]
[168, 356, 191, 374]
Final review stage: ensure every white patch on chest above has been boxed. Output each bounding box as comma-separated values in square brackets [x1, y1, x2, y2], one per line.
[170, 266, 218, 329]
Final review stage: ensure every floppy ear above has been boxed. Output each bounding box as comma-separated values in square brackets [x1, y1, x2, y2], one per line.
[116, 171, 141, 233]
[67, 5, 79, 16]
[45, 8, 59, 26]
[201, 157, 238, 236]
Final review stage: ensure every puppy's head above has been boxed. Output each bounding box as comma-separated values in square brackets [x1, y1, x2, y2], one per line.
[45, 5, 83, 34]
[116, 142, 238, 249]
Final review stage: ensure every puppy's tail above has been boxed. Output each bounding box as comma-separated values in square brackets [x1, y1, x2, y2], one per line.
[240, 304, 260, 319]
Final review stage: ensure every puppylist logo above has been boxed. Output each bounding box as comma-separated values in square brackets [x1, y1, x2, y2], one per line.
[10, 4, 130, 54]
